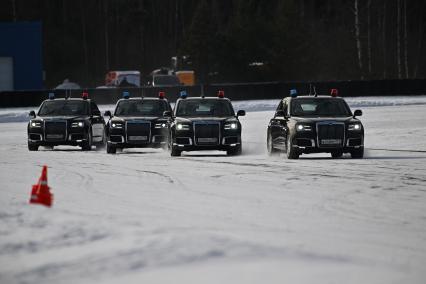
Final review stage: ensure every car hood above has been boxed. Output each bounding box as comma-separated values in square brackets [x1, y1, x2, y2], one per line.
[291, 116, 360, 123]
[37, 115, 89, 121]
[110, 116, 165, 122]
[175, 117, 236, 123]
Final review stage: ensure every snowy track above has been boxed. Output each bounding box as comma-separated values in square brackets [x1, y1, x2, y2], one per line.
[1, 98, 426, 283]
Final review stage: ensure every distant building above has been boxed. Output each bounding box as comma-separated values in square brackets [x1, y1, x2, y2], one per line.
[0, 22, 43, 91]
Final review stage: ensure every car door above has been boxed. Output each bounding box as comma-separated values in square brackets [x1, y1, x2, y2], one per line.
[268, 99, 288, 149]
[90, 101, 105, 142]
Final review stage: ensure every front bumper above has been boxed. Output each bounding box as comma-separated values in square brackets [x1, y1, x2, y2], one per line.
[172, 129, 241, 152]
[290, 131, 363, 154]
[28, 128, 89, 146]
[107, 127, 168, 148]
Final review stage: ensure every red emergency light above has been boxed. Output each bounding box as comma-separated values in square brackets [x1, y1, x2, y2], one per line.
[218, 90, 225, 98]
[158, 91, 165, 99]
[82, 91, 89, 100]
[330, 89, 338, 97]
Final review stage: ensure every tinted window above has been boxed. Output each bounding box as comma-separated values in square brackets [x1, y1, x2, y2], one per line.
[90, 102, 101, 115]
[115, 100, 167, 116]
[176, 99, 235, 117]
[290, 98, 351, 117]
[38, 100, 89, 116]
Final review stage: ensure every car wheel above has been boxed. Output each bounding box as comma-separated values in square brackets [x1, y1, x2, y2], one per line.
[331, 151, 343, 158]
[267, 133, 278, 155]
[170, 145, 181, 156]
[227, 144, 242, 156]
[351, 147, 364, 159]
[286, 137, 299, 159]
[28, 142, 39, 151]
[106, 142, 116, 154]
[81, 129, 92, 151]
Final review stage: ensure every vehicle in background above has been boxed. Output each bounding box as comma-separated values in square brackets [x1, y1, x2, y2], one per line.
[54, 78, 81, 90]
[267, 89, 364, 159]
[165, 91, 245, 156]
[104, 91, 172, 154]
[151, 74, 181, 87]
[175, 70, 195, 86]
[27, 92, 105, 151]
[104, 71, 140, 88]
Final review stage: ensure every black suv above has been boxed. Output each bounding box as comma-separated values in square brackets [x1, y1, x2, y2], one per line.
[104, 93, 172, 154]
[165, 92, 245, 156]
[27, 93, 105, 151]
[267, 92, 364, 159]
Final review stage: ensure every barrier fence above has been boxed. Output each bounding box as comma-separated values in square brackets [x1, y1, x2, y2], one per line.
[1, 79, 425, 108]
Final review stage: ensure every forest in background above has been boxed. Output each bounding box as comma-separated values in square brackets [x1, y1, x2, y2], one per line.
[1, 0, 425, 88]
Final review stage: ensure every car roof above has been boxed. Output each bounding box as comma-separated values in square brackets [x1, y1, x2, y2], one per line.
[117, 97, 168, 102]
[284, 95, 345, 101]
[43, 98, 90, 102]
[179, 97, 231, 101]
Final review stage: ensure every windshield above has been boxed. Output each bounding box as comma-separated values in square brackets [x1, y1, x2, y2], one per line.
[153, 75, 180, 86]
[38, 100, 89, 116]
[115, 100, 167, 116]
[290, 98, 351, 117]
[175, 99, 235, 117]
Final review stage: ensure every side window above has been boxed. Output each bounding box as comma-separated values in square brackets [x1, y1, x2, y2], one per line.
[90, 102, 101, 116]
[276, 101, 283, 112]
[282, 100, 288, 116]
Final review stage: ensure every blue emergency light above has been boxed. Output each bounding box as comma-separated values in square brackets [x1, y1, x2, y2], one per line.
[179, 90, 188, 99]
[48, 92, 55, 100]
[122, 91, 130, 99]
[290, 89, 297, 97]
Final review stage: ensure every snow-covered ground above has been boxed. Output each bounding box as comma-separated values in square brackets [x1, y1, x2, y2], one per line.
[1, 97, 426, 284]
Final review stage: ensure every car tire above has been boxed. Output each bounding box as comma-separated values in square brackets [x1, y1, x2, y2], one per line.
[28, 143, 39, 151]
[227, 144, 242, 156]
[286, 137, 299, 159]
[170, 145, 181, 156]
[81, 129, 92, 151]
[351, 147, 364, 159]
[106, 142, 116, 154]
[267, 133, 278, 155]
[331, 151, 343, 158]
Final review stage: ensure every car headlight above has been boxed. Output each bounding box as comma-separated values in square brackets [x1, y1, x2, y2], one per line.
[224, 122, 238, 130]
[348, 123, 362, 131]
[296, 124, 312, 131]
[155, 122, 168, 129]
[71, 121, 84, 128]
[176, 123, 190, 131]
[111, 122, 124, 129]
[30, 121, 42, 128]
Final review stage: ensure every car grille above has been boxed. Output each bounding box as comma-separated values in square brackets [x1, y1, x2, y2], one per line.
[126, 121, 151, 143]
[194, 122, 220, 145]
[45, 121, 67, 141]
[317, 122, 344, 147]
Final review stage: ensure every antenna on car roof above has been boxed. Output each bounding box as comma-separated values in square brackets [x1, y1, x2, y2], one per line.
[313, 86, 317, 97]
[200, 84, 205, 98]
[65, 89, 71, 99]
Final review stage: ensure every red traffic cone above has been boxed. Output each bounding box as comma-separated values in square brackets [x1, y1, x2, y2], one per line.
[29, 165, 53, 207]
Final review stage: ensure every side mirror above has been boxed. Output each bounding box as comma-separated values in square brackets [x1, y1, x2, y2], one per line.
[104, 110, 112, 117]
[163, 110, 172, 117]
[353, 109, 362, 117]
[237, 110, 246, 117]
[29, 110, 36, 118]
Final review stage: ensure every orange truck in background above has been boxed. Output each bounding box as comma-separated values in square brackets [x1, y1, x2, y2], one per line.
[175, 70, 195, 86]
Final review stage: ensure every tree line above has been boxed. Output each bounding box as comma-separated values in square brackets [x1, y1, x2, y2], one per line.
[2, 0, 425, 88]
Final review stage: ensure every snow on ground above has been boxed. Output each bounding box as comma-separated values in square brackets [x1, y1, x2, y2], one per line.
[0, 97, 426, 284]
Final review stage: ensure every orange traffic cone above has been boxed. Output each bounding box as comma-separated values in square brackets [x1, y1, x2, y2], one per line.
[29, 165, 53, 207]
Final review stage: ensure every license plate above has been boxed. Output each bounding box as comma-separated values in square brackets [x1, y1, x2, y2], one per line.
[46, 134, 63, 139]
[198, 138, 217, 143]
[321, 139, 341, 145]
[129, 136, 147, 141]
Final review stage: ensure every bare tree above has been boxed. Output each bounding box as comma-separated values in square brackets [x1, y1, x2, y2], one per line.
[397, 0, 402, 79]
[403, 0, 409, 78]
[367, 0, 372, 75]
[104, 1, 110, 71]
[354, 0, 363, 78]
[382, 0, 387, 78]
